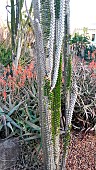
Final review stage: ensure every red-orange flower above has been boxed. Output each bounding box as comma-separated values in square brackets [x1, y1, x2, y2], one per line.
[92, 53, 95, 59]
[88, 61, 95, 69]
[27, 70, 33, 79]
[0, 77, 6, 86]
[3, 91, 7, 101]
[29, 61, 34, 70]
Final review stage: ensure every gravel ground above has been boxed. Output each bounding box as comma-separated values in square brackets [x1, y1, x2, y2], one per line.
[66, 131, 96, 170]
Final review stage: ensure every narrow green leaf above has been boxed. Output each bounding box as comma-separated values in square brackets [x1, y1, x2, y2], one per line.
[8, 102, 23, 116]
[25, 120, 41, 131]
[6, 115, 22, 130]
[8, 95, 13, 110]
[32, 85, 36, 95]
[6, 122, 14, 132]
[24, 135, 41, 141]
[0, 124, 3, 131]
[0, 107, 4, 114]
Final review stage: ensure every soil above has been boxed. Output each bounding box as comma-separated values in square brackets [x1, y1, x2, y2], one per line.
[66, 130, 96, 170]
[7, 130, 95, 170]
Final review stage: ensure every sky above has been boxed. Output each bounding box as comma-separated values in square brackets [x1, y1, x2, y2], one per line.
[0, 0, 96, 33]
[70, 0, 96, 32]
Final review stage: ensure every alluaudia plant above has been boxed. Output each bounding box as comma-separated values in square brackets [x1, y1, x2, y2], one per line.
[25, 0, 78, 169]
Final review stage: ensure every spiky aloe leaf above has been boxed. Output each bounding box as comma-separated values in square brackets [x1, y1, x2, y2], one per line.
[8, 101, 24, 116]
[25, 120, 41, 132]
[6, 115, 22, 130]
[8, 95, 13, 110]
[0, 125, 3, 131]
[6, 122, 14, 132]
[24, 135, 41, 141]
[0, 107, 4, 115]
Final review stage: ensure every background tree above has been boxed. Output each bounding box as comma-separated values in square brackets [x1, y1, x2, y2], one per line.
[7, 0, 33, 68]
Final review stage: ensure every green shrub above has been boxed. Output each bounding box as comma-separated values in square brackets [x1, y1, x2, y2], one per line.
[0, 44, 12, 66]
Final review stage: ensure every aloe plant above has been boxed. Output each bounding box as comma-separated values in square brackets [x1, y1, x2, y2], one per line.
[0, 102, 22, 138]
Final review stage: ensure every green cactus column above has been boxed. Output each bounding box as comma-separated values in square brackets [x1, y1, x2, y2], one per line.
[51, 55, 62, 169]
[11, 0, 15, 51]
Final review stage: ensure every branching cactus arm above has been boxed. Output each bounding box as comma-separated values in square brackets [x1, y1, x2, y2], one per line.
[67, 74, 78, 128]
[51, 0, 65, 91]
[33, 1, 55, 169]
[35, 19, 46, 75]
[63, 74, 78, 169]
[40, 0, 50, 47]
[51, 56, 62, 169]
[34, 19, 55, 170]
[48, 0, 55, 77]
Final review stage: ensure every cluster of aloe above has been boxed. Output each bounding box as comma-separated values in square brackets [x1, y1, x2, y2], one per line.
[0, 62, 40, 141]
[0, 96, 23, 138]
[0, 86, 40, 141]
[72, 56, 96, 132]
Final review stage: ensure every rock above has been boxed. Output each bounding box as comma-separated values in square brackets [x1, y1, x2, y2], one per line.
[0, 138, 20, 170]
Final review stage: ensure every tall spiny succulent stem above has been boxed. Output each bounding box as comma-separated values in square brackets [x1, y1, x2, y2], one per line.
[31, 0, 72, 169]
[16, 0, 19, 35]
[10, 0, 31, 67]
[48, 0, 55, 78]
[11, 0, 15, 51]
[62, 0, 77, 169]
[68, 73, 78, 126]
[62, 0, 71, 169]
[51, 56, 62, 169]
[33, 1, 55, 169]
[51, 0, 65, 91]
[63, 0, 71, 134]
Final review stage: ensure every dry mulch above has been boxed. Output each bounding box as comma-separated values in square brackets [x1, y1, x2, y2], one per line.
[66, 131, 96, 170]
[3, 131, 95, 170]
